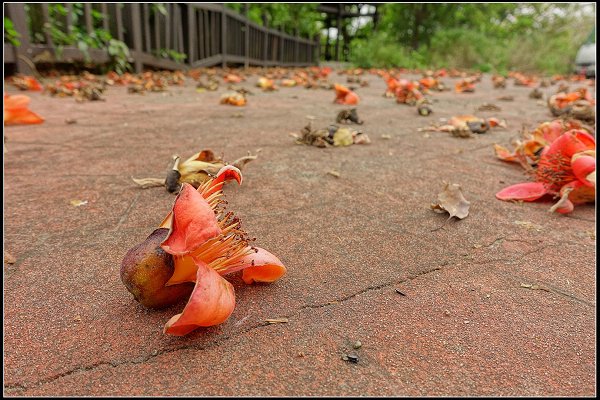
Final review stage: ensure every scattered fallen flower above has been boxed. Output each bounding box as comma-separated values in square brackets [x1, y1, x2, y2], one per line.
[548, 88, 595, 124]
[133, 149, 257, 193]
[455, 78, 475, 93]
[336, 108, 364, 125]
[496, 129, 595, 213]
[220, 92, 246, 106]
[333, 84, 359, 105]
[529, 88, 543, 99]
[295, 122, 370, 147]
[9, 75, 43, 91]
[4, 94, 45, 125]
[477, 103, 501, 112]
[422, 115, 505, 137]
[121, 167, 287, 336]
[417, 101, 433, 116]
[497, 95, 514, 102]
[257, 77, 277, 91]
[494, 119, 584, 169]
[492, 75, 507, 88]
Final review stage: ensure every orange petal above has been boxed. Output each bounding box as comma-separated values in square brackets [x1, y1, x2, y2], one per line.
[161, 183, 221, 256]
[200, 165, 242, 199]
[571, 155, 596, 187]
[241, 247, 287, 284]
[496, 182, 548, 201]
[493, 144, 517, 162]
[4, 108, 45, 125]
[165, 255, 198, 286]
[164, 261, 236, 336]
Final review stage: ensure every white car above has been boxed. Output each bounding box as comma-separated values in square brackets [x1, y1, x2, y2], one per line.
[574, 30, 595, 78]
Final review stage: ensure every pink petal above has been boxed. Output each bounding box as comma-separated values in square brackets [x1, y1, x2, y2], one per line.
[161, 183, 221, 256]
[572, 155, 596, 186]
[240, 247, 287, 284]
[164, 261, 236, 336]
[496, 182, 548, 201]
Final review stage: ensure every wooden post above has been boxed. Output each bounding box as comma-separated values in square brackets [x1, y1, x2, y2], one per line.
[294, 28, 299, 65]
[40, 4, 55, 49]
[314, 33, 320, 65]
[324, 18, 330, 61]
[130, 3, 144, 72]
[262, 15, 269, 64]
[187, 5, 196, 65]
[335, 4, 342, 62]
[115, 4, 124, 41]
[244, 3, 249, 68]
[7, 3, 33, 74]
[101, 4, 109, 31]
[221, 4, 227, 67]
[84, 3, 93, 34]
[279, 25, 285, 64]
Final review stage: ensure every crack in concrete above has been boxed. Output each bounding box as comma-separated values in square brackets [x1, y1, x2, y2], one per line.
[3, 233, 51, 281]
[300, 266, 443, 310]
[465, 244, 595, 307]
[4, 264, 445, 393]
[114, 192, 142, 233]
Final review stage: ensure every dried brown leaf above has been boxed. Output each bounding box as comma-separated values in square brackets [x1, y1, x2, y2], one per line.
[431, 182, 471, 219]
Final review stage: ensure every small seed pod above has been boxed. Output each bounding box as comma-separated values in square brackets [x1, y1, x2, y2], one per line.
[467, 120, 490, 134]
[418, 104, 433, 116]
[165, 156, 182, 193]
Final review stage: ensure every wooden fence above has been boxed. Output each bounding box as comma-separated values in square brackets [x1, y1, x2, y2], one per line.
[4, 3, 320, 74]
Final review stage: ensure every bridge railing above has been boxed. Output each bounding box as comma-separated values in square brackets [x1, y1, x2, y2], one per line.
[4, 3, 320, 74]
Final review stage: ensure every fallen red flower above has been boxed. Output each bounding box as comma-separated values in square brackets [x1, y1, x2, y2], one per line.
[496, 129, 595, 213]
[334, 84, 359, 105]
[3, 93, 44, 125]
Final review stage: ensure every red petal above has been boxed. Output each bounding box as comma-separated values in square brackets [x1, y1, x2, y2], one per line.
[572, 155, 596, 186]
[201, 165, 242, 198]
[241, 247, 287, 284]
[496, 182, 548, 201]
[161, 183, 221, 256]
[164, 261, 236, 336]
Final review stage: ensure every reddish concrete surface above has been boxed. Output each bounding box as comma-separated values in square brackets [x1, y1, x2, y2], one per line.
[3, 70, 596, 396]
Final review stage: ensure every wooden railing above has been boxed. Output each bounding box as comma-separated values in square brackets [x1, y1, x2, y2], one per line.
[4, 3, 320, 74]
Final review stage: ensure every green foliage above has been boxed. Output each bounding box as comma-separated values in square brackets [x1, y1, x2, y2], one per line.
[350, 32, 426, 69]
[4, 17, 21, 46]
[154, 48, 187, 64]
[350, 3, 595, 74]
[226, 3, 323, 37]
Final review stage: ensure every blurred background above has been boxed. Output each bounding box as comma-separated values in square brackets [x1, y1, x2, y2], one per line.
[4, 3, 596, 75]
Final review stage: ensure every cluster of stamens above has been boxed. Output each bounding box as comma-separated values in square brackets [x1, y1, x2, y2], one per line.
[191, 176, 258, 274]
[536, 152, 573, 193]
